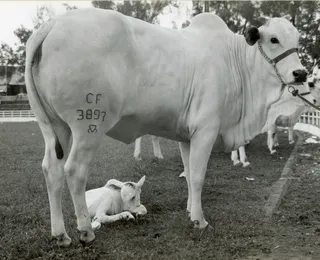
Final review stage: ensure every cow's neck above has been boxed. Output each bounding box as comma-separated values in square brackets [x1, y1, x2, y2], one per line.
[228, 35, 285, 149]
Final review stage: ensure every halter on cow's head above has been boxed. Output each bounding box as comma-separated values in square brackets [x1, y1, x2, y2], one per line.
[244, 17, 307, 85]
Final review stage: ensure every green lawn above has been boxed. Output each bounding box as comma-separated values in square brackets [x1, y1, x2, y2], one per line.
[0, 122, 295, 260]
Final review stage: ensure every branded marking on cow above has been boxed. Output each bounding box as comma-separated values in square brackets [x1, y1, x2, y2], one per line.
[76, 109, 106, 121]
[88, 124, 98, 134]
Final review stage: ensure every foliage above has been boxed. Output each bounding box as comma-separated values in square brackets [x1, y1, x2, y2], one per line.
[0, 3, 78, 78]
[191, 0, 320, 70]
[92, 0, 170, 24]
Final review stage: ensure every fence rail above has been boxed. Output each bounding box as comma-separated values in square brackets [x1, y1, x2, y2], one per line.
[298, 111, 320, 127]
[0, 110, 36, 122]
[0, 109, 320, 126]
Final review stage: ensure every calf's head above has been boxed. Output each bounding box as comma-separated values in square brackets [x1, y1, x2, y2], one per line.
[119, 176, 146, 215]
[244, 17, 306, 84]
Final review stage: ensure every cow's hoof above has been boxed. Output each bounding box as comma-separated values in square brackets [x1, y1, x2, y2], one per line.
[192, 220, 213, 241]
[289, 140, 295, 145]
[270, 150, 276, 155]
[122, 212, 135, 221]
[242, 161, 250, 168]
[155, 154, 164, 159]
[79, 229, 95, 246]
[233, 160, 241, 166]
[134, 156, 142, 161]
[53, 233, 72, 247]
[91, 221, 101, 230]
[179, 172, 186, 178]
[274, 143, 279, 147]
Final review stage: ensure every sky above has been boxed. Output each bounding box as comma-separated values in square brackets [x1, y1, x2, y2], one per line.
[0, 1, 192, 48]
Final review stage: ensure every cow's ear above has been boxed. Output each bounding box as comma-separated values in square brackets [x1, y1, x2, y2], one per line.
[244, 26, 260, 46]
[137, 175, 145, 188]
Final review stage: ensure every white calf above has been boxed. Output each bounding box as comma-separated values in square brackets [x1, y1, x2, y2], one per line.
[134, 136, 163, 160]
[85, 176, 147, 230]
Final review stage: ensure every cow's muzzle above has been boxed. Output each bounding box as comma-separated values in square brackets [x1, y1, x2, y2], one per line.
[293, 70, 307, 83]
[308, 82, 315, 88]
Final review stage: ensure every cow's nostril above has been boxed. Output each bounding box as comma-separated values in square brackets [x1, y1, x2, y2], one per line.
[309, 82, 315, 88]
[293, 70, 307, 83]
[314, 99, 317, 104]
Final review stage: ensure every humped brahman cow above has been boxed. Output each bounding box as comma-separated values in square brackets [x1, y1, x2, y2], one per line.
[25, 8, 307, 246]
[86, 176, 146, 230]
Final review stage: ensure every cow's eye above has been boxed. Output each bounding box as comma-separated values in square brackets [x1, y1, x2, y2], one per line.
[270, 37, 279, 44]
[131, 196, 136, 201]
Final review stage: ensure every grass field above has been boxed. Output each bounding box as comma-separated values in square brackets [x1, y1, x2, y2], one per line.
[0, 122, 309, 260]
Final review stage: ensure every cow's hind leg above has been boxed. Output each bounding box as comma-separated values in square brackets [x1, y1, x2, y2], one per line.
[64, 131, 102, 245]
[42, 125, 71, 247]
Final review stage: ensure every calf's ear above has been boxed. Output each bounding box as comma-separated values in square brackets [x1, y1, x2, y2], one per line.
[105, 179, 124, 189]
[244, 26, 260, 46]
[137, 176, 146, 188]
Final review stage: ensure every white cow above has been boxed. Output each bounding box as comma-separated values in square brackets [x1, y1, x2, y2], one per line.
[134, 136, 163, 160]
[231, 63, 320, 166]
[86, 176, 147, 230]
[26, 8, 307, 246]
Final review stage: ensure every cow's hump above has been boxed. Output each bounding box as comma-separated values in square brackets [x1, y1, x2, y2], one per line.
[187, 13, 231, 34]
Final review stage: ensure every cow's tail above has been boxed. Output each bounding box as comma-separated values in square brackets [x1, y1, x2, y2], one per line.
[25, 19, 64, 160]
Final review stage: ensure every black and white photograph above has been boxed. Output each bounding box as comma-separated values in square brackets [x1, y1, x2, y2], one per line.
[0, 1, 320, 259]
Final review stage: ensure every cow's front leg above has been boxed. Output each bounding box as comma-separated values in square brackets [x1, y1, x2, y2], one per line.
[151, 136, 163, 159]
[288, 126, 295, 144]
[134, 137, 142, 160]
[91, 212, 135, 230]
[179, 142, 190, 212]
[231, 150, 240, 166]
[189, 127, 217, 235]
[267, 129, 277, 154]
[239, 146, 250, 167]
[273, 131, 279, 147]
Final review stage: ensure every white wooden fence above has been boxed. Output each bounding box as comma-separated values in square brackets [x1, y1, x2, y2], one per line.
[0, 110, 36, 122]
[0, 109, 320, 126]
[298, 111, 320, 127]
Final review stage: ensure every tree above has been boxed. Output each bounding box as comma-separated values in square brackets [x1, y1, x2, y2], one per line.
[62, 3, 79, 11]
[190, 0, 319, 70]
[92, 0, 170, 24]
[0, 43, 19, 80]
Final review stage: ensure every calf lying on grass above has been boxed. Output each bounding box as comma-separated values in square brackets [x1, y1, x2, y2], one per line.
[85, 176, 147, 230]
